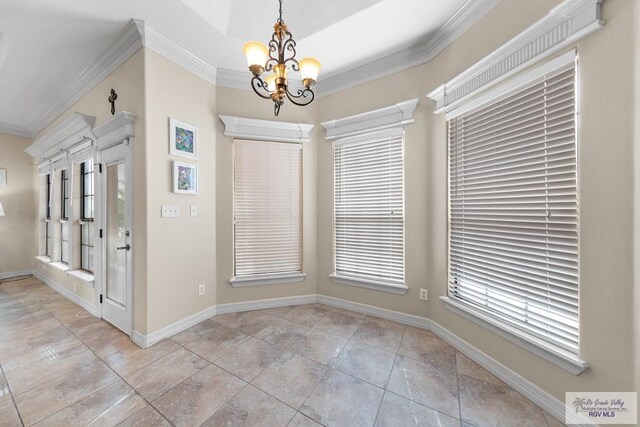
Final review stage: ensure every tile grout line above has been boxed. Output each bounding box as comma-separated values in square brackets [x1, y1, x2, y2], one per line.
[371, 323, 407, 426]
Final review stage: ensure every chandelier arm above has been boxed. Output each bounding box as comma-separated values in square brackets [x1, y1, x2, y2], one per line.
[281, 36, 299, 71]
[285, 87, 315, 106]
[251, 77, 274, 99]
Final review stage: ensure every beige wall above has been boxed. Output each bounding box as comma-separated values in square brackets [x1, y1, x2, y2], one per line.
[215, 86, 319, 304]
[0, 134, 36, 274]
[316, 0, 638, 403]
[142, 49, 217, 332]
[33, 50, 147, 331]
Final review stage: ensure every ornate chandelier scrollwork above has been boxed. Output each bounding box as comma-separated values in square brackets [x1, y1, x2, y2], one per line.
[243, 0, 321, 116]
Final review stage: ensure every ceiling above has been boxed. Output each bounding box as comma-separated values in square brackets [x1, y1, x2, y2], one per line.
[0, 0, 496, 137]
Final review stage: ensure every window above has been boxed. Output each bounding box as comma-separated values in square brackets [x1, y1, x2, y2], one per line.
[232, 140, 303, 283]
[45, 173, 52, 256]
[80, 160, 95, 272]
[447, 56, 579, 355]
[332, 128, 405, 290]
[60, 169, 70, 264]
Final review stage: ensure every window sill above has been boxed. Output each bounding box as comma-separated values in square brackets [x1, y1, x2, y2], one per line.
[50, 262, 70, 272]
[68, 270, 94, 286]
[229, 272, 307, 287]
[440, 296, 589, 375]
[35, 255, 51, 263]
[330, 274, 408, 295]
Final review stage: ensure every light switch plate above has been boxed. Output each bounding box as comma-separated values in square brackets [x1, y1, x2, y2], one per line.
[161, 205, 180, 218]
[190, 206, 198, 217]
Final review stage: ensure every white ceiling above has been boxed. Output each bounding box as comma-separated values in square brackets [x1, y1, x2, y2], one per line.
[0, 0, 496, 137]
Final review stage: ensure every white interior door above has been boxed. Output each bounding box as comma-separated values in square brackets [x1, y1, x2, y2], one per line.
[100, 142, 132, 335]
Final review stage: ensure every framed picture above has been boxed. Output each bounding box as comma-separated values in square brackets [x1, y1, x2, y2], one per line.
[169, 118, 198, 159]
[173, 161, 198, 194]
[0, 169, 5, 187]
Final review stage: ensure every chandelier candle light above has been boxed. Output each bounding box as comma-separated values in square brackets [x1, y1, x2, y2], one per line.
[243, 0, 321, 116]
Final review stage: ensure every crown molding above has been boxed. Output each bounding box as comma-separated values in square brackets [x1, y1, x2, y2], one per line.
[321, 98, 419, 140]
[142, 23, 217, 85]
[427, 0, 604, 113]
[219, 115, 314, 143]
[215, 68, 249, 91]
[315, 0, 500, 97]
[0, 122, 32, 138]
[4, 0, 499, 137]
[25, 112, 95, 160]
[28, 20, 144, 138]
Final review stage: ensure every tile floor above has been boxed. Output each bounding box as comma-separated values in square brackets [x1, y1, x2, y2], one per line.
[0, 277, 565, 427]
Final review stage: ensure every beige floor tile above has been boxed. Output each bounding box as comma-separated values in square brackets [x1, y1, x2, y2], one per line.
[124, 347, 209, 401]
[202, 384, 296, 426]
[103, 339, 180, 377]
[4, 344, 93, 395]
[169, 318, 223, 346]
[288, 412, 324, 426]
[282, 305, 326, 327]
[152, 364, 246, 427]
[544, 411, 566, 427]
[0, 330, 83, 373]
[300, 369, 384, 427]
[455, 352, 504, 386]
[267, 329, 347, 365]
[13, 359, 119, 425]
[252, 352, 327, 409]
[75, 321, 136, 358]
[214, 337, 285, 382]
[352, 316, 406, 352]
[0, 398, 22, 427]
[183, 324, 249, 362]
[332, 340, 396, 387]
[311, 310, 364, 338]
[387, 355, 459, 419]
[117, 405, 172, 427]
[458, 373, 548, 427]
[313, 304, 366, 319]
[32, 379, 146, 427]
[399, 327, 456, 371]
[0, 372, 11, 402]
[253, 316, 310, 340]
[374, 391, 460, 427]
[259, 306, 295, 317]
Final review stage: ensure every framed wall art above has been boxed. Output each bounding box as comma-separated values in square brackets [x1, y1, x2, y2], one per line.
[169, 118, 198, 159]
[173, 161, 198, 195]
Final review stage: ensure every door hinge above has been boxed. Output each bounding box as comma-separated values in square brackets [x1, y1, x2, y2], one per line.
[99, 294, 103, 304]
[99, 229, 103, 238]
[98, 163, 103, 173]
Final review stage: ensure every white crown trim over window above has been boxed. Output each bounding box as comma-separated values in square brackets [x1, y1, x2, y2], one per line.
[220, 115, 314, 143]
[321, 98, 419, 140]
[426, 0, 603, 114]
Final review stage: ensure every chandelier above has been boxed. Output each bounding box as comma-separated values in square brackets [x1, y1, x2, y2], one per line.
[243, 0, 321, 116]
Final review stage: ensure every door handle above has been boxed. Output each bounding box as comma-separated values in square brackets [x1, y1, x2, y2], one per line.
[116, 244, 131, 251]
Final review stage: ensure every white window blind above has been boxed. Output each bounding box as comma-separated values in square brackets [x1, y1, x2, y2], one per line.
[233, 139, 302, 277]
[448, 57, 579, 353]
[334, 128, 405, 286]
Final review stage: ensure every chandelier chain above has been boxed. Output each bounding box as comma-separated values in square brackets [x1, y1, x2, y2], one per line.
[278, 0, 283, 23]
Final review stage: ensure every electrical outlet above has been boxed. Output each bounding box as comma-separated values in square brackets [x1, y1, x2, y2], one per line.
[161, 205, 180, 218]
[198, 284, 205, 296]
[420, 288, 428, 301]
[190, 206, 198, 217]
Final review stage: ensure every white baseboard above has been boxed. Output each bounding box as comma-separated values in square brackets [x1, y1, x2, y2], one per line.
[316, 295, 431, 330]
[32, 269, 99, 317]
[430, 321, 570, 426]
[132, 304, 218, 348]
[0, 270, 33, 280]
[217, 294, 317, 314]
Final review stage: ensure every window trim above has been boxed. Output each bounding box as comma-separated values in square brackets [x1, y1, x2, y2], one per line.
[230, 272, 306, 287]
[79, 160, 95, 273]
[441, 50, 587, 374]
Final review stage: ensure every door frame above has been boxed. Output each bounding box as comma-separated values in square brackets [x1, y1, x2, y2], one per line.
[91, 112, 136, 337]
